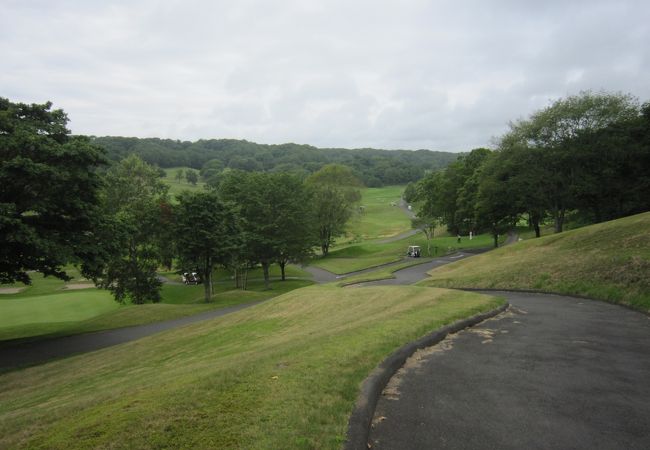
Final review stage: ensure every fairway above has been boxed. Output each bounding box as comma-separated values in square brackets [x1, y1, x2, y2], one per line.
[0, 284, 502, 449]
[312, 230, 496, 274]
[345, 185, 411, 240]
[162, 166, 206, 197]
[0, 290, 117, 328]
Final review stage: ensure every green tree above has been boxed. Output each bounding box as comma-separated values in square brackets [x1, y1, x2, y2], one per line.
[200, 158, 224, 186]
[414, 148, 490, 235]
[174, 191, 241, 302]
[219, 171, 317, 287]
[185, 169, 199, 185]
[174, 168, 185, 182]
[411, 216, 437, 256]
[94, 155, 169, 304]
[500, 91, 639, 232]
[306, 164, 362, 256]
[474, 153, 520, 247]
[269, 174, 318, 280]
[0, 98, 105, 284]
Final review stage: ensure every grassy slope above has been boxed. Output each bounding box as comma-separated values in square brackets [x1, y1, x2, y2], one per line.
[0, 285, 503, 449]
[419, 212, 650, 312]
[345, 186, 411, 241]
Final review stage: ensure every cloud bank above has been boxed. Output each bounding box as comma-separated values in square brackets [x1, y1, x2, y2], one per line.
[2, 0, 649, 151]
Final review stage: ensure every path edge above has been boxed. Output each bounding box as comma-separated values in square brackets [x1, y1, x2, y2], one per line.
[343, 301, 509, 450]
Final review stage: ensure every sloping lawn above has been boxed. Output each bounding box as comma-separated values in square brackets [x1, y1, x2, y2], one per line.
[419, 212, 650, 312]
[0, 285, 502, 449]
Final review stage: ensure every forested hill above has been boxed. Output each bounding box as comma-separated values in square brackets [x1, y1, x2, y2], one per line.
[90, 136, 459, 186]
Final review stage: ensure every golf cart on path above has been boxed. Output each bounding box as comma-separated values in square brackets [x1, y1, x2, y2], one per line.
[182, 272, 201, 285]
[407, 245, 421, 257]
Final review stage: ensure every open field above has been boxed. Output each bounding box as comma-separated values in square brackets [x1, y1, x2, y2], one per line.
[419, 212, 650, 312]
[344, 185, 411, 241]
[0, 285, 503, 449]
[162, 166, 206, 197]
[312, 231, 496, 274]
[1, 265, 313, 342]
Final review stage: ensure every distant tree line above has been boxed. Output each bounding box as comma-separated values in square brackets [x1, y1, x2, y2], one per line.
[408, 91, 650, 247]
[1, 97, 362, 304]
[90, 136, 459, 187]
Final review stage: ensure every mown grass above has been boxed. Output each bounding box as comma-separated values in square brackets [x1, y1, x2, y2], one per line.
[313, 232, 495, 274]
[0, 285, 503, 449]
[162, 166, 206, 198]
[344, 185, 411, 241]
[419, 212, 650, 312]
[1, 262, 312, 342]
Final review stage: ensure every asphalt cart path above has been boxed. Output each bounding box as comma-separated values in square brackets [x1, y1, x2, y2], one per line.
[368, 291, 650, 450]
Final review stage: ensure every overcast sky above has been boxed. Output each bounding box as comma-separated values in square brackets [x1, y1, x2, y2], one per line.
[2, 0, 649, 151]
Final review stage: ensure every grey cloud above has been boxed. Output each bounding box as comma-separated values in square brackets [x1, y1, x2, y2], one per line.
[1, 0, 649, 151]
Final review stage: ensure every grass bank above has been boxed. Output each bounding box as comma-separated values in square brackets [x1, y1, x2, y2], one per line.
[419, 212, 650, 312]
[0, 285, 502, 449]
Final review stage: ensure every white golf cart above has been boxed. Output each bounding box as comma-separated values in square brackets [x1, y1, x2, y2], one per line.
[182, 272, 201, 285]
[407, 245, 421, 257]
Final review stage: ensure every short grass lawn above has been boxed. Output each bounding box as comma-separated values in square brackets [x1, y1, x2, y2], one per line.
[345, 185, 411, 240]
[162, 166, 206, 198]
[419, 212, 650, 312]
[0, 285, 503, 449]
[1, 265, 312, 342]
[312, 231, 496, 274]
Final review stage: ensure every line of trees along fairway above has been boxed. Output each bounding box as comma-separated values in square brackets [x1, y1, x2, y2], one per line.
[1, 98, 364, 305]
[174, 192, 241, 301]
[412, 91, 650, 245]
[91, 135, 459, 187]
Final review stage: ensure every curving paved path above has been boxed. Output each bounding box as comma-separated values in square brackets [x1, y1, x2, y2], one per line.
[368, 290, 650, 449]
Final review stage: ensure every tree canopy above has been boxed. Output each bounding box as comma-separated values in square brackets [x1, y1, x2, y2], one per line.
[413, 91, 650, 243]
[91, 136, 459, 187]
[0, 98, 105, 284]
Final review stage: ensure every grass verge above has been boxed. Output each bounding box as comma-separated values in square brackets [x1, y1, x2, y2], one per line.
[418, 212, 650, 312]
[0, 285, 502, 449]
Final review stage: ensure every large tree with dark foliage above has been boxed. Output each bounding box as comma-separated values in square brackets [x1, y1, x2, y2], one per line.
[0, 98, 105, 284]
[218, 170, 317, 287]
[174, 191, 241, 302]
[93, 155, 169, 304]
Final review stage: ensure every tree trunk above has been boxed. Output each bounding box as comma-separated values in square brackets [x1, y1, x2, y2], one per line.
[203, 261, 212, 303]
[553, 207, 565, 233]
[493, 229, 499, 248]
[262, 261, 270, 289]
[529, 212, 541, 238]
[279, 261, 286, 281]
